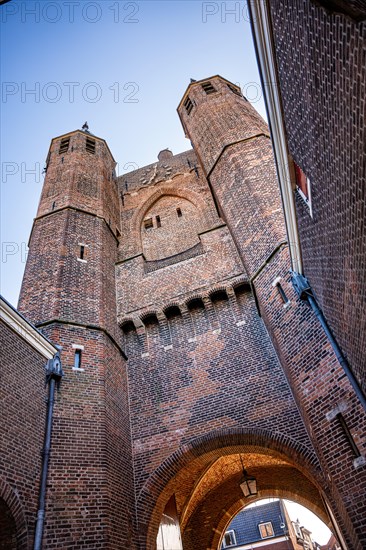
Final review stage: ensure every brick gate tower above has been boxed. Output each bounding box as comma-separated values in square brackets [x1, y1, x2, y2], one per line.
[18, 130, 135, 548]
[10, 76, 366, 550]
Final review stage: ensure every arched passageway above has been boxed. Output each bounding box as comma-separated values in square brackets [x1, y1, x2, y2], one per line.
[181, 453, 329, 550]
[0, 498, 17, 550]
[135, 429, 344, 550]
[0, 479, 28, 550]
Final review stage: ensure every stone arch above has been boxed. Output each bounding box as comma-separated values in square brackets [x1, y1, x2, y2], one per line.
[139, 192, 210, 261]
[231, 278, 251, 291]
[208, 287, 230, 302]
[135, 427, 324, 550]
[0, 478, 28, 550]
[186, 296, 206, 311]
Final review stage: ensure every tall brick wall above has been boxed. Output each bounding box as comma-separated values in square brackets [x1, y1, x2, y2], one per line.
[0, 321, 47, 549]
[178, 75, 366, 548]
[17, 131, 135, 549]
[124, 287, 318, 549]
[268, 0, 366, 394]
[125, 288, 312, 491]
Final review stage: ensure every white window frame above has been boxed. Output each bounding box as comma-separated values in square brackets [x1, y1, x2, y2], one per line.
[258, 521, 274, 539]
[222, 529, 236, 547]
[296, 175, 313, 218]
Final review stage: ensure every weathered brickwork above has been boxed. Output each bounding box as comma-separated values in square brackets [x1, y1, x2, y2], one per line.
[117, 224, 244, 320]
[19, 132, 121, 341]
[109, 112, 331, 549]
[19, 211, 120, 340]
[254, 250, 366, 549]
[268, 0, 366, 394]
[37, 131, 119, 230]
[141, 195, 202, 260]
[178, 75, 366, 549]
[118, 150, 218, 261]
[125, 289, 312, 493]
[0, 321, 47, 550]
[177, 77, 269, 175]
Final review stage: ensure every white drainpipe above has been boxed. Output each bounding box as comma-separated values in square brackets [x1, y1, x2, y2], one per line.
[248, 0, 303, 274]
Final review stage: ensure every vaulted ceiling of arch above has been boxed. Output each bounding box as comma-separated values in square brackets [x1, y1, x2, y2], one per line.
[176, 452, 329, 550]
[160, 448, 328, 545]
[179, 453, 291, 531]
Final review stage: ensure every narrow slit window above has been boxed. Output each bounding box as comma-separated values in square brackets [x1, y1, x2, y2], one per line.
[227, 83, 242, 97]
[156, 215, 161, 228]
[184, 96, 193, 115]
[59, 138, 70, 154]
[74, 349, 82, 369]
[294, 161, 312, 215]
[80, 245, 85, 260]
[201, 81, 216, 94]
[176, 207, 182, 218]
[144, 218, 153, 230]
[336, 413, 361, 457]
[276, 282, 289, 304]
[86, 137, 96, 154]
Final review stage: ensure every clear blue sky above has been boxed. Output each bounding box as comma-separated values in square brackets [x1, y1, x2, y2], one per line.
[1, 0, 266, 305]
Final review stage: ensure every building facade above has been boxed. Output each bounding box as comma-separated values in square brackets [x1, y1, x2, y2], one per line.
[221, 500, 320, 550]
[0, 65, 365, 550]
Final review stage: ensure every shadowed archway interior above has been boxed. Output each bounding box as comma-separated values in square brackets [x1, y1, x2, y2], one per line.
[0, 498, 17, 550]
[138, 434, 336, 550]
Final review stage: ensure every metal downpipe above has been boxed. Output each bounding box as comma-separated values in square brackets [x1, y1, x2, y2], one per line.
[33, 352, 63, 550]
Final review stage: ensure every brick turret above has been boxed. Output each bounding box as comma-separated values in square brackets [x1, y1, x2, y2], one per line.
[178, 76, 286, 277]
[18, 129, 120, 336]
[17, 129, 135, 549]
